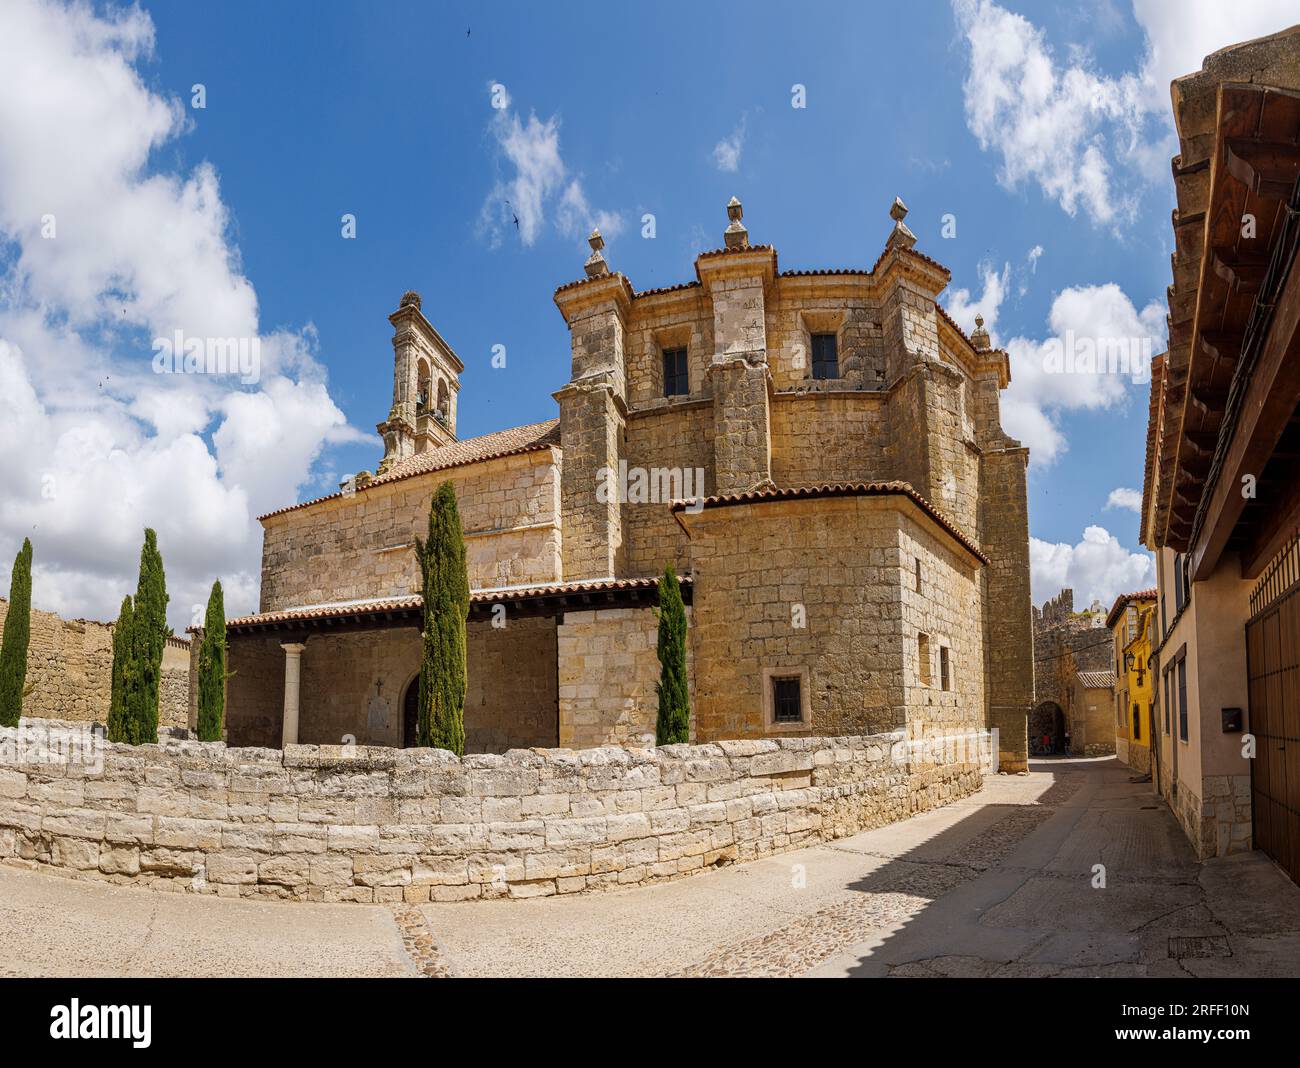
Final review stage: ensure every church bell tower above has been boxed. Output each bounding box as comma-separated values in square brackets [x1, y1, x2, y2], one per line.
[376, 290, 464, 474]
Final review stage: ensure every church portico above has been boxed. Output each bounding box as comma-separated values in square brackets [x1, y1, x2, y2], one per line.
[219, 578, 690, 752]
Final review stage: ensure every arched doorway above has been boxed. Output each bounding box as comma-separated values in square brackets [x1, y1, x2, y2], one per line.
[402, 676, 419, 748]
[1029, 701, 1065, 755]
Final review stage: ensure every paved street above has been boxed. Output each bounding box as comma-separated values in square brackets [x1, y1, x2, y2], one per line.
[3, 756, 1298, 977]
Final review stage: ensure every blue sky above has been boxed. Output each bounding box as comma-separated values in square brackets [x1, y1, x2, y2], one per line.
[1, 0, 1295, 626]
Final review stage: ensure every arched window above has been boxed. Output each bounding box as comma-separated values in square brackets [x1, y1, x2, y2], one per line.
[436, 379, 449, 419]
[416, 360, 431, 414]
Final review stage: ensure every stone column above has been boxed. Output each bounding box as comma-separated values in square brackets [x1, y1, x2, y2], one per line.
[553, 263, 631, 581]
[280, 641, 307, 747]
[695, 204, 777, 496]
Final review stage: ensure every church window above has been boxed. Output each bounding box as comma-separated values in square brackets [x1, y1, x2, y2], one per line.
[663, 347, 689, 396]
[811, 333, 838, 379]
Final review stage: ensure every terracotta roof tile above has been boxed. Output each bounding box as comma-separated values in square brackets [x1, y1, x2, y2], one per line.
[670, 481, 988, 564]
[224, 576, 692, 630]
[257, 420, 560, 521]
[1105, 589, 1158, 629]
[1076, 670, 1117, 689]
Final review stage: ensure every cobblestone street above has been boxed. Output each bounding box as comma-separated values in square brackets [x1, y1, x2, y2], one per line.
[4, 756, 1298, 978]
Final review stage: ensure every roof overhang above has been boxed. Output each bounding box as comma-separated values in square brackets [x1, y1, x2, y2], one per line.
[220, 576, 691, 638]
[1152, 80, 1300, 582]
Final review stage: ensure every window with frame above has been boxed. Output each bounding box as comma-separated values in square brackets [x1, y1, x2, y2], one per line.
[662, 347, 689, 397]
[939, 646, 951, 692]
[1174, 554, 1186, 613]
[1132, 703, 1141, 741]
[1177, 657, 1188, 742]
[771, 675, 803, 724]
[810, 333, 838, 379]
[1164, 671, 1171, 732]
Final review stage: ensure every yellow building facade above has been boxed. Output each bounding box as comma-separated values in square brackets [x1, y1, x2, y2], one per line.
[1107, 591, 1155, 774]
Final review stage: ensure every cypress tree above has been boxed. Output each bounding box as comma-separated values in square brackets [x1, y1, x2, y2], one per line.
[655, 564, 690, 745]
[0, 538, 34, 728]
[124, 529, 168, 745]
[107, 596, 133, 743]
[196, 580, 227, 742]
[413, 481, 467, 755]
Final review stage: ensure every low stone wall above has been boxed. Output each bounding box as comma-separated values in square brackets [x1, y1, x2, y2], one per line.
[0, 718, 989, 903]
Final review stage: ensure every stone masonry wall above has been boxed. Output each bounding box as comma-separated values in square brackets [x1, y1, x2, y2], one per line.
[622, 401, 713, 577]
[1171, 772, 1252, 861]
[683, 495, 984, 740]
[0, 719, 988, 903]
[557, 607, 694, 748]
[0, 599, 188, 730]
[258, 448, 561, 612]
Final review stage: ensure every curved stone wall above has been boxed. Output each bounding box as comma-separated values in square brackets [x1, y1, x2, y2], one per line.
[0, 719, 989, 903]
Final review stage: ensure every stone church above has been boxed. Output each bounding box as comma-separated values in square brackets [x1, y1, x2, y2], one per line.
[214, 198, 1033, 771]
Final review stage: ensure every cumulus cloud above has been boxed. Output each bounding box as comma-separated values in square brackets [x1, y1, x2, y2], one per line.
[478, 98, 621, 248]
[1000, 283, 1165, 465]
[0, 0, 361, 629]
[712, 115, 747, 173]
[945, 261, 1010, 345]
[1105, 487, 1143, 513]
[951, 0, 1297, 226]
[1031, 525, 1155, 608]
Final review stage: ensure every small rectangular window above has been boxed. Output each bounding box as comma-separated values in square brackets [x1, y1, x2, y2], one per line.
[1132, 703, 1141, 741]
[810, 333, 838, 379]
[771, 676, 802, 724]
[917, 633, 931, 687]
[1174, 554, 1186, 613]
[939, 646, 951, 692]
[914, 558, 922, 593]
[1177, 658, 1188, 742]
[662, 347, 689, 397]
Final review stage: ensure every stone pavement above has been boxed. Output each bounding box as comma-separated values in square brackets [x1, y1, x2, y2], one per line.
[3, 756, 1298, 977]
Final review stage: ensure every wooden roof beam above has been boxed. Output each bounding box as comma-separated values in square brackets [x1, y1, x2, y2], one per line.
[1224, 138, 1300, 201]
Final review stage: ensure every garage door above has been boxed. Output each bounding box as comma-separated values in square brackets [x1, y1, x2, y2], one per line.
[1246, 584, 1300, 885]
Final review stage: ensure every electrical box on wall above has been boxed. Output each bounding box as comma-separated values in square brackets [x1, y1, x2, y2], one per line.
[1222, 707, 1243, 733]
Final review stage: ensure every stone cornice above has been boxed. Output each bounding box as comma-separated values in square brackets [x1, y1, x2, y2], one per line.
[388, 304, 466, 374]
[553, 272, 635, 323]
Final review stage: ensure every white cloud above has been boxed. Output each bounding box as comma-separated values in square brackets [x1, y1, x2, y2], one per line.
[1031, 525, 1155, 608]
[1000, 282, 1165, 465]
[945, 261, 1010, 345]
[712, 115, 747, 173]
[1105, 487, 1143, 513]
[0, 0, 362, 630]
[951, 0, 1296, 226]
[1027, 245, 1044, 273]
[478, 105, 621, 248]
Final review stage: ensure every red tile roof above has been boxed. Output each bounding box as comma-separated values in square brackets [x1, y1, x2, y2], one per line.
[1076, 670, 1117, 689]
[670, 481, 988, 564]
[1105, 589, 1158, 629]
[257, 420, 560, 521]
[222, 576, 691, 630]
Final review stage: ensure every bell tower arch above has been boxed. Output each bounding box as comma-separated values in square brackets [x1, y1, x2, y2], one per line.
[377, 290, 464, 472]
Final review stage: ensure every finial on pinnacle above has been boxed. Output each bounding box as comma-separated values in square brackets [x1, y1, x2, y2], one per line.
[399, 290, 422, 311]
[584, 228, 609, 278]
[724, 195, 749, 249]
[970, 313, 991, 351]
[885, 195, 916, 252]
